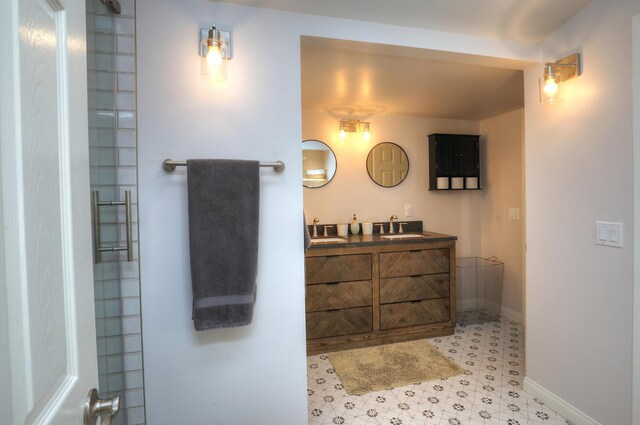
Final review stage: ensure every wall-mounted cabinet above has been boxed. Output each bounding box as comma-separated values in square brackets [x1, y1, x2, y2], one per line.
[429, 133, 480, 190]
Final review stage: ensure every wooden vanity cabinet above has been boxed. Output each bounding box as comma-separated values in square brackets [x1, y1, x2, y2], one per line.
[305, 239, 456, 355]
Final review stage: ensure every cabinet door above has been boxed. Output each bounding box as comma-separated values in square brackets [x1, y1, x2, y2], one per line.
[450, 136, 479, 176]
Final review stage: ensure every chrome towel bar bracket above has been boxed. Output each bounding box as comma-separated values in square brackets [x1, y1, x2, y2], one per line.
[162, 159, 285, 173]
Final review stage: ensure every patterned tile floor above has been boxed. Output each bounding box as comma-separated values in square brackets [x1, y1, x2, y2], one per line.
[307, 319, 570, 425]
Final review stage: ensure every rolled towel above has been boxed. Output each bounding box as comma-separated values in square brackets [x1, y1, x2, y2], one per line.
[187, 159, 260, 330]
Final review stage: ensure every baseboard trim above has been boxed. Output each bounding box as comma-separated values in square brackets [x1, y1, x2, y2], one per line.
[523, 377, 601, 425]
[500, 305, 523, 324]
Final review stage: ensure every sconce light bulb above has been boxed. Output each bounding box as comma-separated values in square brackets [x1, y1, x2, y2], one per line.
[363, 130, 371, 141]
[206, 45, 223, 67]
[339, 128, 346, 141]
[544, 76, 559, 98]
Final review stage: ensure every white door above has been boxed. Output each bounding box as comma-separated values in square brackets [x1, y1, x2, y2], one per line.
[1, 0, 103, 424]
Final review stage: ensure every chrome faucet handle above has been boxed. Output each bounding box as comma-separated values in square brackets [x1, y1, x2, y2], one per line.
[375, 223, 385, 235]
[389, 215, 398, 234]
[399, 222, 408, 233]
[323, 225, 334, 237]
[312, 217, 320, 238]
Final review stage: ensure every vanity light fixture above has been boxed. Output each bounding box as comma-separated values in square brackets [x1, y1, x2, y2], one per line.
[200, 25, 232, 79]
[338, 119, 371, 142]
[541, 53, 581, 104]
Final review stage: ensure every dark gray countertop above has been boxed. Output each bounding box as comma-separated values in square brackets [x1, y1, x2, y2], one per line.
[307, 231, 457, 249]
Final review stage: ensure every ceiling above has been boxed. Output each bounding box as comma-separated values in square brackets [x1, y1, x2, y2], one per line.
[214, 0, 592, 120]
[301, 38, 528, 121]
[212, 0, 590, 44]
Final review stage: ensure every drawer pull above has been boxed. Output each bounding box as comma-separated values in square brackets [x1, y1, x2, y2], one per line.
[410, 249, 422, 253]
[326, 309, 340, 313]
[410, 274, 422, 278]
[410, 300, 422, 304]
[326, 282, 340, 286]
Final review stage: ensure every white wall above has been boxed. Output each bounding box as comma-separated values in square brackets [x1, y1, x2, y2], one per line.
[524, 1, 639, 423]
[136, 1, 540, 423]
[303, 110, 482, 256]
[480, 109, 525, 320]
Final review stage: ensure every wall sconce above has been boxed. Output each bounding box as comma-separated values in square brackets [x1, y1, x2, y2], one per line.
[541, 53, 581, 104]
[339, 119, 371, 142]
[200, 25, 232, 80]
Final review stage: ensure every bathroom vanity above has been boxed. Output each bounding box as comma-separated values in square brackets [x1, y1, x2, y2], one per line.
[305, 232, 456, 354]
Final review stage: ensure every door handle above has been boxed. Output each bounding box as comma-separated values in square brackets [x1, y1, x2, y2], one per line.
[84, 388, 120, 425]
[92, 190, 133, 263]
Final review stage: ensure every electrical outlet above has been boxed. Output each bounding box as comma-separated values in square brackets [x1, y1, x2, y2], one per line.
[404, 204, 413, 217]
[509, 208, 520, 220]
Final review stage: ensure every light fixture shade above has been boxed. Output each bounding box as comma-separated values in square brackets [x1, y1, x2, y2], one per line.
[338, 119, 371, 142]
[200, 26, 232, 80]
[541, 66, 562, 104]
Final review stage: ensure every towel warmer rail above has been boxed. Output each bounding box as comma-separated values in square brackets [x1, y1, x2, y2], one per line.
[162, 159, 285, 172]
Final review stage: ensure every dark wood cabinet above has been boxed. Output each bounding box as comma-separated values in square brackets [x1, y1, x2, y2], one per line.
[429, 133, 480, 190]
[305, 237, 456, 355]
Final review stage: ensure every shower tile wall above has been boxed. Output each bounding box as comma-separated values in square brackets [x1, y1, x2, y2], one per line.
[86, 1, 144, 424]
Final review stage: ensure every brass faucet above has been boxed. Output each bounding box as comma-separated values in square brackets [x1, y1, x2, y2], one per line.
[389, 215, 398, 234]
[312, 217, 319, 238]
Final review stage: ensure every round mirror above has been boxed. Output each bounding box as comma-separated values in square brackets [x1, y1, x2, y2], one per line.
[366, 142, 409, 187]
[302, 140, 337, 188]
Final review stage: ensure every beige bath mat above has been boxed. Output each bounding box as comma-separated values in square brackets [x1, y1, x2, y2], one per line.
[328, 340, 463, 395]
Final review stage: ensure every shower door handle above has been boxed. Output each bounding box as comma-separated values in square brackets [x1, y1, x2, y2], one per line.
[92, 190, 133, 263]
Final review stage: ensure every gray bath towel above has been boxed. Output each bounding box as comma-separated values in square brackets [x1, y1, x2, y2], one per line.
[187, 159, 260, 330]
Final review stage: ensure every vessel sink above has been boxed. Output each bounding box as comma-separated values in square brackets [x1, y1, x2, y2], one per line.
[309, 237, 347, 244]
[380, 234, 428, 240]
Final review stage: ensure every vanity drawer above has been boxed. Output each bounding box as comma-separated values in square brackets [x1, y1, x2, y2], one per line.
[306, 280, 372, 312]
[379, 249, 449, 278]
[380, 273, 449, 304]
[380, 298, 450, 330]
[306, 307, 373, 339]
[305, 254, 372, 284]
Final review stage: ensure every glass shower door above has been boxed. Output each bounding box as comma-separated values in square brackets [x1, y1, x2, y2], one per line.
[86, 0, 144, 424]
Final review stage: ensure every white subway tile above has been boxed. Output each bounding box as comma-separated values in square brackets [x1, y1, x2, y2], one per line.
[105, 336, 123, 355]
[105, 318, 122, 336]
[123, 353, 142, 371]
[117, 36, 135, 54]
[107, 355, 124, 373]
[125, 389, 144, 407]
[117, 110, 136, 129]
[115, 92, 135, 110]
[94, 300, 105, 319]
[94, 15, 114, 33]
[117, 73, 136, 92]
[95, 33, 115, 53]
[104, 299, 121, 318]
[126, 407, 145, 425]
[95, 53, 113, 72]
[95, 71, 115, 91]
[118, 0, 135, 17]
[118, 148, 136, 166]
[115, 17, 135, 35]
[121, 316, 140, 334]
[115, 54, 135, 73]
[125, 371, 143, 389]
[120, 279, 139, 297]
[97, 128, 116, 147]
[107, 373, 124, 391]
[122, 298, 140, 316]
[116, 167, 137, 185]
[97, 147, 116, 166]
[104, 280, 121, 299]
[116, 129, 136, 147]
[97, 356, 108, 375]
[123, 334, 141, 353]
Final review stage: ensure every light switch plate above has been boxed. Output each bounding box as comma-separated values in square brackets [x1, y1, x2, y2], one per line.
[595, 221, 623, 248]
[509, 208, 520, 220]
[404, 204, 413, 217]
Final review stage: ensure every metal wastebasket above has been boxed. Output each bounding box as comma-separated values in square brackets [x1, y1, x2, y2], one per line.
[456, 257, 504, 325]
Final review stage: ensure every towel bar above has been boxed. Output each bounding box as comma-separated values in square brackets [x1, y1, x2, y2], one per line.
[162, 159, 285, 172]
